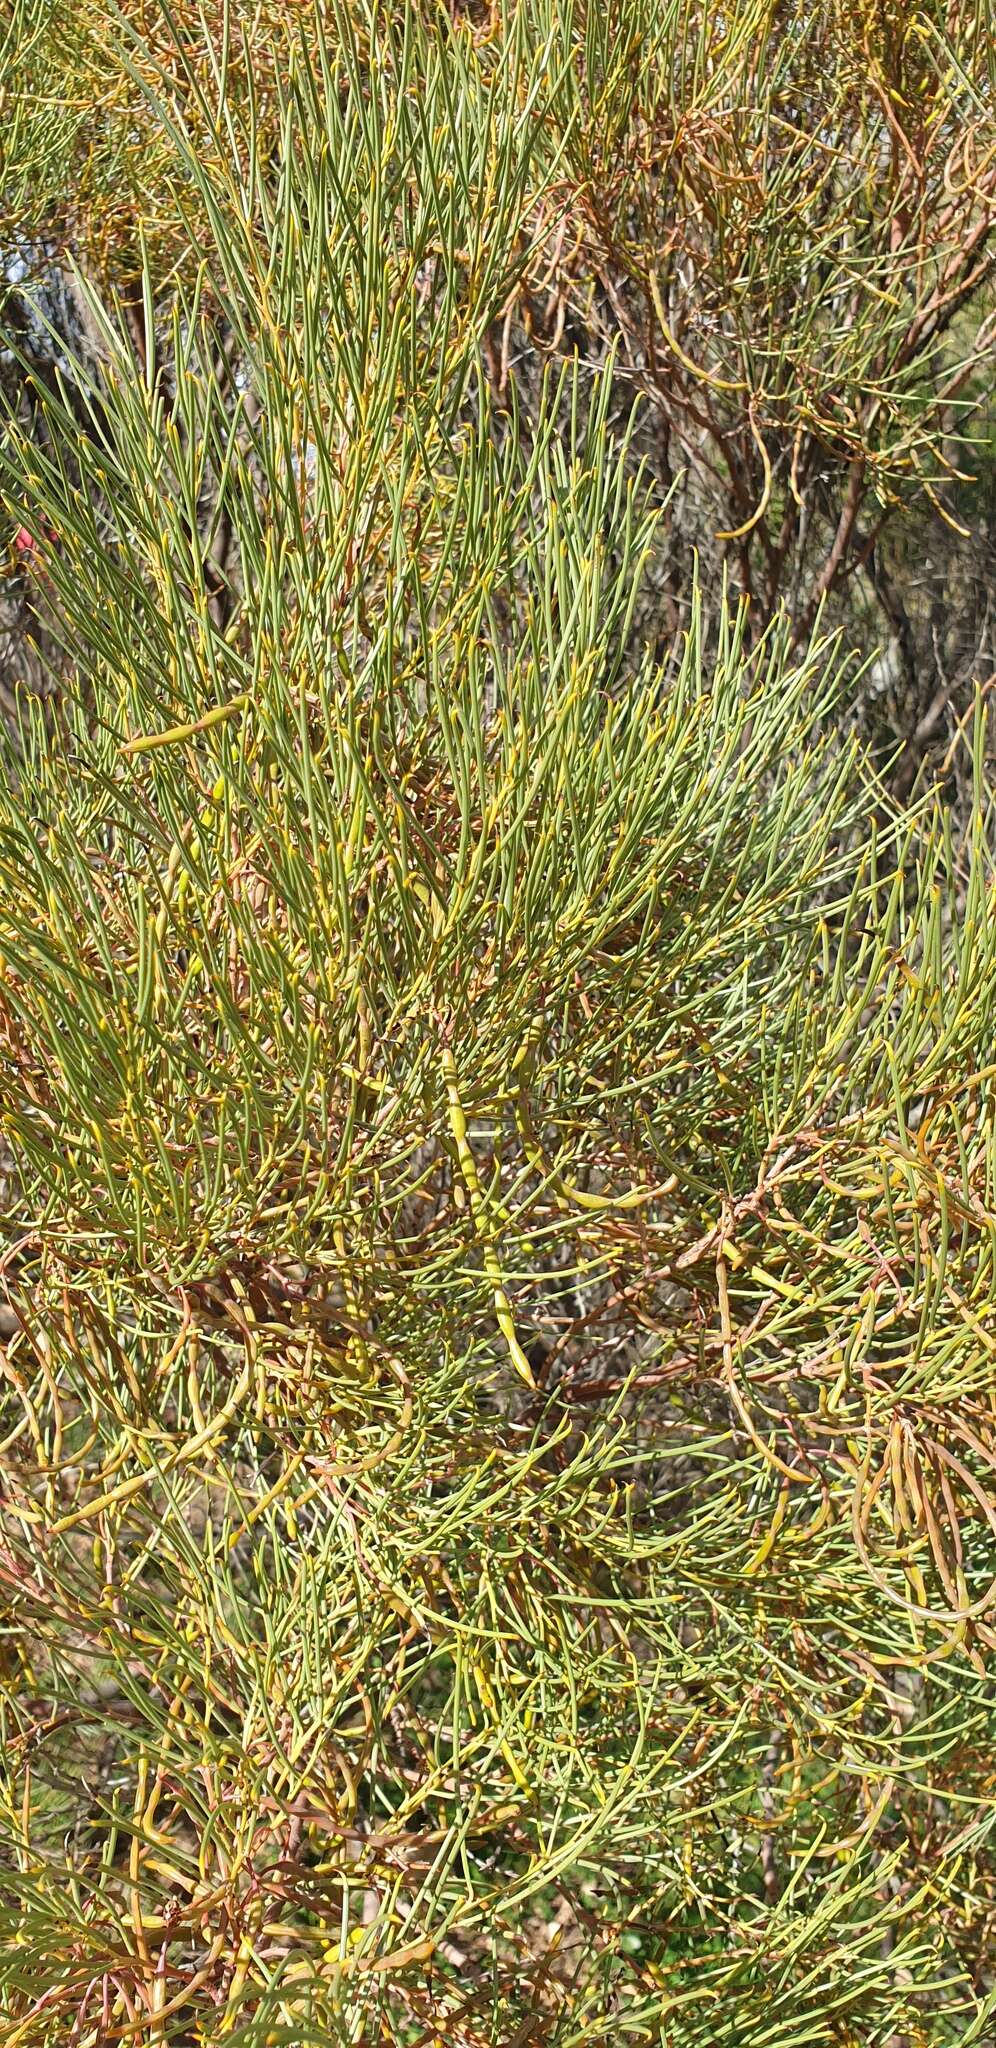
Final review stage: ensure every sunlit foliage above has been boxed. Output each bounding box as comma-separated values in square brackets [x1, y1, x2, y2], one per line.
[1, 6, 996, 2043]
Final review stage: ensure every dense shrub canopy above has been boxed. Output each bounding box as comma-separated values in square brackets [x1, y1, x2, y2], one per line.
[1, 5, 996, 2044]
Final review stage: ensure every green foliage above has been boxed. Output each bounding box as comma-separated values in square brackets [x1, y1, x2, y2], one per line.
[1, 6, 996, 2045]
[6, 0, 995, 639]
